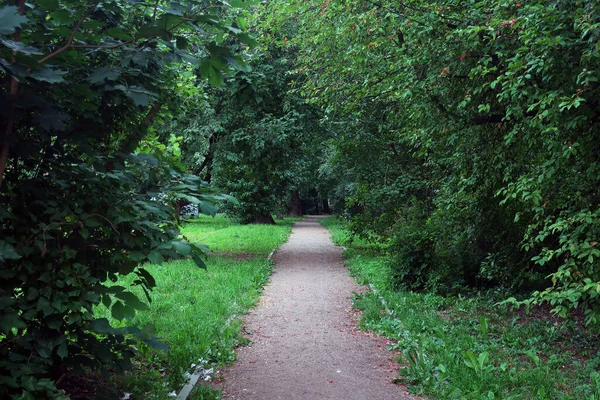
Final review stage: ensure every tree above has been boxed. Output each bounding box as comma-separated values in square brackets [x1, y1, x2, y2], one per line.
[0, 0, 255, 397]
[266, 0, 600, 324]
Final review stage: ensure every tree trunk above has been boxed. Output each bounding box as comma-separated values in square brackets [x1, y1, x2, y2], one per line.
[195, 133, 218, 183]
[287, 190, 304, 216]
[321, 199, 330, 214]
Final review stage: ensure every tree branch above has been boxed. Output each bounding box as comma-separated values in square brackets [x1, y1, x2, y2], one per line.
[39, 3, 213, 63]
[38, 1, 101, 64]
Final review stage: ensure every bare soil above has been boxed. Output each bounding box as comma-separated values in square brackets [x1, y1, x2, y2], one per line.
[218, 216, 415, 399]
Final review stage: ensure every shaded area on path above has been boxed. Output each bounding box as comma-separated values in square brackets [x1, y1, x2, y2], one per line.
[220, 216, 414, 399]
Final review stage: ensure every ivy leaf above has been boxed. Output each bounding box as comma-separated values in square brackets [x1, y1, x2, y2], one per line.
[0, 6, 28, 35]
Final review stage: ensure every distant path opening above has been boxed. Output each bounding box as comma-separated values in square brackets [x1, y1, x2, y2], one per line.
[221, 216, 414, 399]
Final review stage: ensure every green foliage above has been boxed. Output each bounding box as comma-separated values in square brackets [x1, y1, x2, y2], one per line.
[270, 0, 600, 325]
[325, 217, 600, 399]
[204, 41, 325, 223]
[0, 0, 255, 397]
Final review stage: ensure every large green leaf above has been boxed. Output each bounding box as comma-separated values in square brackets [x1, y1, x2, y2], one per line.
[192, 254, 207, 269]
[0, 39, 42, 55]
[170, 240, 191, 256]
[199, 59, 223, 87]
[114, 291, 148, 311]
[28, 67, 67, 83]
[88, 66, 122, 84]
[111, 301, 136, 321]
[0, 6, 28, 35]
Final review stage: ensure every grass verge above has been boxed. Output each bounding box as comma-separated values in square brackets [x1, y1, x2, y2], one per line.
[321, 216, 600, 400]
[91, 215, 300, 400]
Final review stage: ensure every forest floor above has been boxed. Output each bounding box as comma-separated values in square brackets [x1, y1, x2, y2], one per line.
[216, 216, 414, 399]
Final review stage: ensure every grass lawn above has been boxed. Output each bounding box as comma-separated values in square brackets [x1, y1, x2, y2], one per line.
[321, 217, 600, 400]
[91, 215, 300, 400]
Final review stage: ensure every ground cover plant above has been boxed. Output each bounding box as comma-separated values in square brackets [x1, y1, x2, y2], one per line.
[321, 217, 600, 399]
[89, 215, 298, 400]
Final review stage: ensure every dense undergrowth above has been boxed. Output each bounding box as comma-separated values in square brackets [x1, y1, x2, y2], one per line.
[87, 215, 298, 400]
[321, 217, 600, 399]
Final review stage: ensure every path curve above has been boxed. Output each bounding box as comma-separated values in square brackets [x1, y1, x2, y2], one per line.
[220, 217, 414, 399]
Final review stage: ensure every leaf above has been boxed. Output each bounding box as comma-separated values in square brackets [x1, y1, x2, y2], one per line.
[28, 67, 67, 83]
[90, 318, 117, 334]
[198, 201, 218, 216]
[136, 267, 156, 288]
[0, 6, 28, 35]
[237, 32, 258, 47]
[144, 337, 169, 351]
[0, 312, 26, 334]
[0, 39, 42, 55]
[199, 59, 223, 87]
[111, 301, 136, 321]
[129, 251, 145, 262]
[147, 251, 165, 265]
[0, 241, 21, 262]
[88, 66, 122, 84]
[114, 291, 148, 311]
[57, 341, 68, 359]
[191, 243, 210, 253]
[224, 55, 251, 72]
[113, 85, 157, 106]
[175, 50, 201, 66]
[171, 240, 191, 256]
[101, 294, 111, 309]
[192, 254, 207, 269]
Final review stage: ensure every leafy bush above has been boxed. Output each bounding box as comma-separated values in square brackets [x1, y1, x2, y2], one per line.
[0, 0, 253, 397]
[0, 152, 213, 398]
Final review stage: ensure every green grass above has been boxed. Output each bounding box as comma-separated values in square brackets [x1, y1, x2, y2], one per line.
[92, 215, 300, 400]
[321, 216, 600, 400]
[181, 214, 301, 256]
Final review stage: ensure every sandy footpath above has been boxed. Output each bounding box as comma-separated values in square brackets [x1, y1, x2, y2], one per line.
[220, 216, 415, 399]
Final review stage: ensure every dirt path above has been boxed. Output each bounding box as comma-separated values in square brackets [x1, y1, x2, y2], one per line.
[220, 217, 414, 399]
